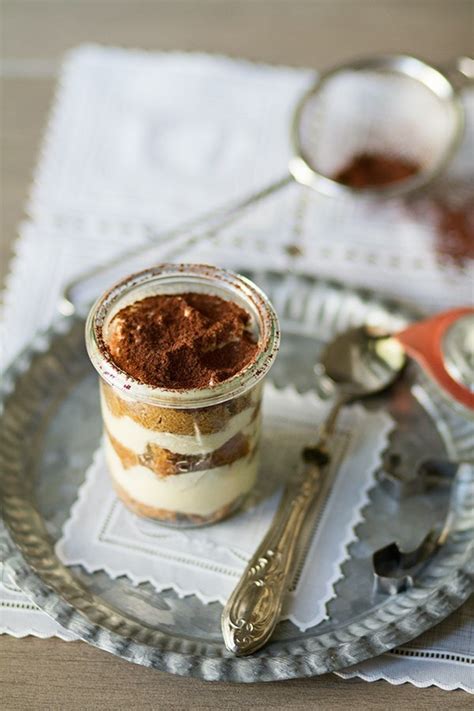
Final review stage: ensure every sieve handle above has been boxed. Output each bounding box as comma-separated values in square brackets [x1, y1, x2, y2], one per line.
[60, 174, 292, 316]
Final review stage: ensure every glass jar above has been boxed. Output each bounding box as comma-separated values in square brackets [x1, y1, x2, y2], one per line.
[85, 264, 280, 527]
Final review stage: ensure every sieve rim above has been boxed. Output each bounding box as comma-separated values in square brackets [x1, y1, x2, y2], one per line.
[290, 53, 465, 199]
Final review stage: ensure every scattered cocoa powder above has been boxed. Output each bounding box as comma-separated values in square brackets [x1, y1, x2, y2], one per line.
[334, 152, 420, 188]
[410, 192, 474, 267]
[335, 154, 473, 267]
[434, 199, 474, 266]
[106, 292, 259, 389]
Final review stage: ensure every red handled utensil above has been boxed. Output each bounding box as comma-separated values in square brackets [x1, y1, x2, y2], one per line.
[394, 307, 473, 410]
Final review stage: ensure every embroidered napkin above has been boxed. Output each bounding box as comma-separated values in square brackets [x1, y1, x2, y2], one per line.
[0, 564, 76, 641]
[55, 385, 392, 632]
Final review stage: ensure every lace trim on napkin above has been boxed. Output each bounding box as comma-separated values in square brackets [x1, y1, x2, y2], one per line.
[0, 565, 77, 641]
[336, 594, 474, 693]
[337, 651, 474, 693]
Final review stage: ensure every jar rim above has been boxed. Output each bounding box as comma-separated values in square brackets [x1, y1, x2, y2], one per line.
[85, 264, 280, 408]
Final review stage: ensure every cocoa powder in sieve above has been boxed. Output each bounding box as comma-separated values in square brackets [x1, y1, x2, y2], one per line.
[334, 152, 420, 188]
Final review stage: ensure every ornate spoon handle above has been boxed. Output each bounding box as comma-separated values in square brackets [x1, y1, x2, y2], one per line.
[221, 460, 327, 655]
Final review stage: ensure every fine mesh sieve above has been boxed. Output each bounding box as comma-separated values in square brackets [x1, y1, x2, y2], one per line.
[62, 54, 469, 315]
[291, 55, 465, 197]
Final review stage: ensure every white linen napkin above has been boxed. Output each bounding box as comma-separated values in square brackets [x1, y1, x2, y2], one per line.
[55, 385, 392, 632]
[0, 564, 76, 641]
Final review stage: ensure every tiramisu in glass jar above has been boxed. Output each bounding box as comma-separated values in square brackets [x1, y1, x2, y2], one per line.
[86, 264, 280, 527]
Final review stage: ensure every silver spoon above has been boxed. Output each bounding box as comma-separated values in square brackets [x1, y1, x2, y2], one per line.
[221, 325, 406, 656]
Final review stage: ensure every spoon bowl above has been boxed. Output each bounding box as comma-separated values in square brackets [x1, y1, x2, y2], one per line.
[320, 326, 406, 399]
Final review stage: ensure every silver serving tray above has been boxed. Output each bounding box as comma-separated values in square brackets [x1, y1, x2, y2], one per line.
[1, 270, 473, 682]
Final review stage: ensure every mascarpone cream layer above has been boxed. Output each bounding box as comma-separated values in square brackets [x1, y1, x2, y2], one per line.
[101, 398, 258, 456]
[105, 436, 258, 516]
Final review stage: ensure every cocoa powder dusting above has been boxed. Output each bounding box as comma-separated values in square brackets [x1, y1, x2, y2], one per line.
[336, 154, 473, 267]
[426, 197, 474, 267]
[334, 152, 420, 188]
[434, 200, 474, 266]
[106, 293, 259, 389]
[408, 184, 474, 268]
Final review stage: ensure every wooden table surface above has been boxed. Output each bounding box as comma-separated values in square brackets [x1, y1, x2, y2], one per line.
[1, 2, 473, 708]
